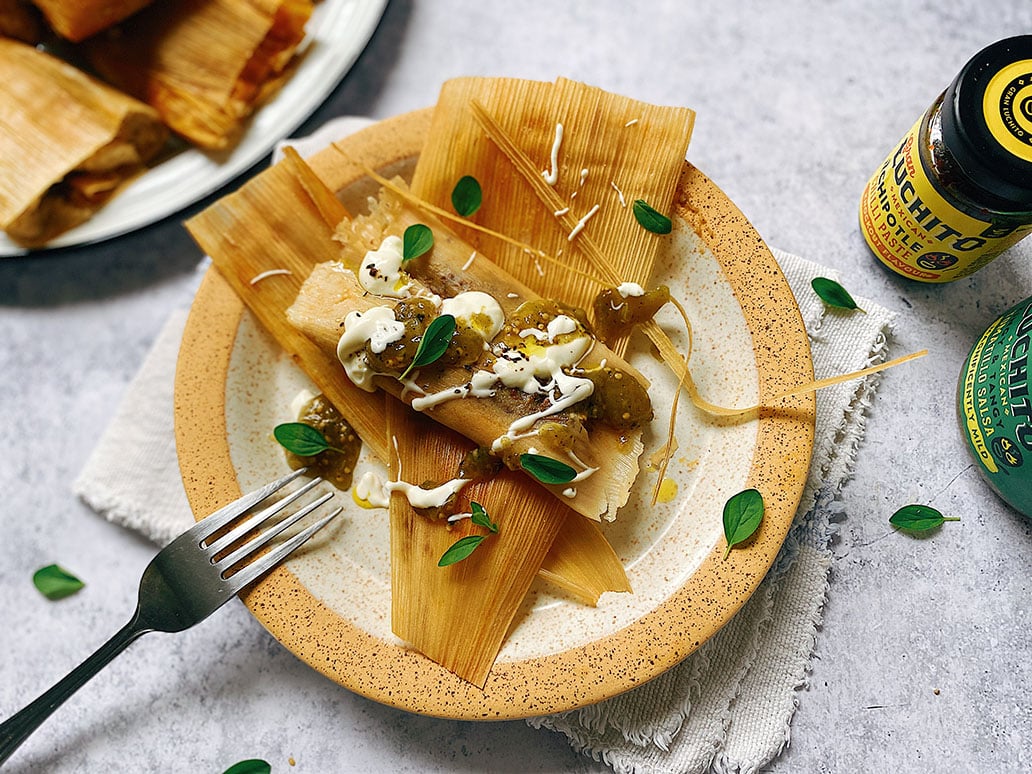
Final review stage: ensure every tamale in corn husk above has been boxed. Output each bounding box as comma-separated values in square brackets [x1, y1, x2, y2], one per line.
[287, 189, 648, 522]
[85, 0, 313, 149]
[0, 0, 42, 42]
[0, 38, 168, 247]
[30, 0, 152, 41]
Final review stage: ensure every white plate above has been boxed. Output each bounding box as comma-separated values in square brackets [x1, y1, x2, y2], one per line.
[0, 0, 387, 257]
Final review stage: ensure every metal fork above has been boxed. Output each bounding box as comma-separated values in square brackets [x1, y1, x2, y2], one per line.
[0, 468, 341, 766]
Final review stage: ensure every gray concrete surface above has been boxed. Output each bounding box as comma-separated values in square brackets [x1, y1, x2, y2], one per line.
[2, 2, 1030, 772]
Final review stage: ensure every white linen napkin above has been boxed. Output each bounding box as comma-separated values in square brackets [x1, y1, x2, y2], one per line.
[73, 120, 895, 774]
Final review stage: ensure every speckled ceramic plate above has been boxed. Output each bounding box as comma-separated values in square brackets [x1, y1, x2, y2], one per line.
[174, 109, 815, 720]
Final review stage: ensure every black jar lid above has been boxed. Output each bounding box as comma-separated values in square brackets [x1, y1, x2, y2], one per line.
[942, 35, 1032, 210]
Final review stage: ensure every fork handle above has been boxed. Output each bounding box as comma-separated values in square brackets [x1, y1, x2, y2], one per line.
[0, 615, 148, 766]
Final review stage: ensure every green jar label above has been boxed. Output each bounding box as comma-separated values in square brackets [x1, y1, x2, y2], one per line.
[958, 297, 1032, 517]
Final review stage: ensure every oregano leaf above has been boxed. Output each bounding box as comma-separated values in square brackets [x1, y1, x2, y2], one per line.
[632, 199, 672, 235]
[438, 534, 487, 566]
[402, 223, 434, 262]
[451, 175, 483, 217]
[400, 314, 456, 378]
[890, 504, 960, 533]
[222, 761, 271, 774]
[470, 501, 498, 533]
[811, 277, 862, 312]
[273, 422, 334, 456]
[520, 453, 577, 484]
[722, 488, 764, 560]
[33, 564, 84, 600]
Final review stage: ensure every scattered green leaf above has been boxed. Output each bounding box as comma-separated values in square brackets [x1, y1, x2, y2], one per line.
[520, 453, 577, 485]
[470, 501, 499, 533]
[273, 422, 341, 456]
[632, 199, 672, 235]
[222, 761, 271, 774]
[400, 314, 456, 379]
[451, 175, 483, 216]
[402, 223, 434, 262]
[722, 488, 764, 560]
[889, 504, 960, 533]
[33, 564, 84, 601]
[438, 534, 488, 567]
[811, 277, 863, 312]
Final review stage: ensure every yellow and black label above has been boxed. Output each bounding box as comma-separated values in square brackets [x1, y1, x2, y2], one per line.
[859, 119, 1032, 282]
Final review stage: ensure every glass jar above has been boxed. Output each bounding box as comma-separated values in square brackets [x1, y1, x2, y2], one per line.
[859, 36, 1032, 282]
[958, 296, 1032, 518]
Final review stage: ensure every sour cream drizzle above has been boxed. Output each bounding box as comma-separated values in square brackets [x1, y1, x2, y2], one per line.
[542, 122, 563, 185]
[354, 471, 471, 510]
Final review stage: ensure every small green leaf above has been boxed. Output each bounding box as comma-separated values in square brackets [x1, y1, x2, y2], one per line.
[222, 761, 271, 774]
[722, 488, 764, 560]
[632, 199, 672, 235]
[402, 223, 434, 262]
[273, 422, 333, 456]
[520, 453, 577, 485]
[470, 501, 498, 533]
[890, 504, 960, 533]
[33, 564, 84, 600]
[451, 175, 483, 217]
[400, 314, 456, 378]
[438, 534, 487, 566]
[811, 277, 862, 312]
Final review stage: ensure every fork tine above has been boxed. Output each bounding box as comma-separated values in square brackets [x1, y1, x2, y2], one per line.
[180, 467, 308, 544]
[222, 505, 343, 592]
[214, 490, 336, 573]
[203, 476, 324, 556]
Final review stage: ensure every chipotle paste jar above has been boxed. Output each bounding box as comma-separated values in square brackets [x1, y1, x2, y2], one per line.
[958, 297, 1032, 518]
[860, 36, 1032, 282]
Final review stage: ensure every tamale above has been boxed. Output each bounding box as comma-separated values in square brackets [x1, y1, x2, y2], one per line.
[0, 38, 168, 247]
[30, 0, 151, 41]
[85, 0, 313, 150]
[286, 191, 648, 522]
[0, 0, 42, 42]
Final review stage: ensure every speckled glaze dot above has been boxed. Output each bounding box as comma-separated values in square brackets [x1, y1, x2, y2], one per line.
[174, 110, 815, 720]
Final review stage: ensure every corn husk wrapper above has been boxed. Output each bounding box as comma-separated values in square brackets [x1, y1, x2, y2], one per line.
[85, 0, 312, 149]
[410, 77, 695, 317]
[0, 38, 167, 246]
[185, 147, 392, 464]
[31, 0, 152, 41]
[387, 403, 569, 686]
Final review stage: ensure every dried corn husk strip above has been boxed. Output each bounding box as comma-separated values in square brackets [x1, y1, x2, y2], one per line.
[538, 516, 630, 605]
[85, 0, 312, 149]
[0, 38, 167, 246]
[387, 402, 568, 686]
[409, 77, 694, 315]
[184, 150, 392, 463]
